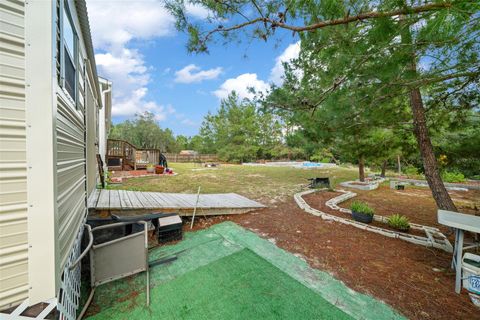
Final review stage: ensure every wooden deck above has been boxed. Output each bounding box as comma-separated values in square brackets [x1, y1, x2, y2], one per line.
[88, 189, 266, 216]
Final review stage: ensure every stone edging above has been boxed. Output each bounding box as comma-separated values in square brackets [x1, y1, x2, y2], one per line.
[392, 178, 480, 191]
[338, 178, 386, 191]
[294, 189, 453, 252]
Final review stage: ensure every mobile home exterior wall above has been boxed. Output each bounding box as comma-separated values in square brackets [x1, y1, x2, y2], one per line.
[1, 0, 106, 310]
[55, 0, 89, 271]
[85, 73, 97, 195]
[0, 0, 29, 309]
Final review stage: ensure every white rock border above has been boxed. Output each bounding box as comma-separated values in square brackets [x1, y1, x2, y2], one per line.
[294, 189, 453, 253]
[339, 178, 386, 190]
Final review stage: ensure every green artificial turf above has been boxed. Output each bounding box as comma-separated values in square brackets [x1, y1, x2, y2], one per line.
[89, 249, 351, 320]
[86, 222, 404, 320]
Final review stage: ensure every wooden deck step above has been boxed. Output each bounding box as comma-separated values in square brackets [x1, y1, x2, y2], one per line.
[88, 189, 266, 216]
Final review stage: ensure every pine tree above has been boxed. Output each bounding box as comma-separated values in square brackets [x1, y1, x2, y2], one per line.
[166, 0, 480, 210]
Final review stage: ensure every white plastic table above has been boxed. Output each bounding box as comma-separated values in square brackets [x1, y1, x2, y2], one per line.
[438, 210, 480, 293]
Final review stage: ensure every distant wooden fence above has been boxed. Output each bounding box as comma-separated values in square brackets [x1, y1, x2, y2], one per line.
[163, 153, 219, 163]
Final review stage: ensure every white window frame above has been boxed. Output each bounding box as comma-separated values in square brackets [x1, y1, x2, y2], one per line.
[59, 0, 78, 105]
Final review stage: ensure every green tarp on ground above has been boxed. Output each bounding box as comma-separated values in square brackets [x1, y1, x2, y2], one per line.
[86, 222, 404, 320]
[88, 249, 352, 320]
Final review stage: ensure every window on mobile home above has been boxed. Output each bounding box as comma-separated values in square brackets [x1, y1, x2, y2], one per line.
[62, 3, 77, 102]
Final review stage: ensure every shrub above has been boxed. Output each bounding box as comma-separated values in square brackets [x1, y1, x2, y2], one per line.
[404, 166, 419, 176]
[310, 148, 334, 163]
[350, 201, 374, 216]
[441, 170, 466, 183]
[387, 214, 410, 231]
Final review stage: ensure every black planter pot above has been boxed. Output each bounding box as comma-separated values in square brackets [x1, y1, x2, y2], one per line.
[351, 210, 374, 224]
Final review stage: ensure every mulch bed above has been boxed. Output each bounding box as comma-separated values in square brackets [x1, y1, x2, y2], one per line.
[302, 190, 427, 237]
[184, 188, 480, 320]
[339, 185, 480, 230]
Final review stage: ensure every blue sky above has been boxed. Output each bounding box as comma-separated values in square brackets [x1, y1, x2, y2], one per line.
[86, 0, 300, 136]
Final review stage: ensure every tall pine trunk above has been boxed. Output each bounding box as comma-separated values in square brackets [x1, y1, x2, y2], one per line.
[359, 156, 365, 182]
[409, 89, 456, 211]
[400, 13, 457, 211]
[381, 160, 387, 178]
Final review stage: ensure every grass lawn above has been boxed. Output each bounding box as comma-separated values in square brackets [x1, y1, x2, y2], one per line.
[108, 163, 359, 203]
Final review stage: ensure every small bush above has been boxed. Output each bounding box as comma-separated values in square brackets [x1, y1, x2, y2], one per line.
[404, 166, 419, 176]
[387, 214, 410, 231]
[310, 148, 334, 163]
[441, 170, 466, 183]
[350, 201, 374, 216]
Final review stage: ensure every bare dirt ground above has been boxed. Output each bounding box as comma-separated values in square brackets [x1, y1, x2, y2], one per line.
[185, 187, 480, 320]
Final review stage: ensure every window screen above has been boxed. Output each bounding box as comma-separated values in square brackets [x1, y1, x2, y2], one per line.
[64, 47, 76, 99]
[63, 6, 76, 101]
[63, 9, 75, 56]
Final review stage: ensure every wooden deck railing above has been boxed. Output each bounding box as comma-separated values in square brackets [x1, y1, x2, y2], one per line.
[106, 139, 162, 170]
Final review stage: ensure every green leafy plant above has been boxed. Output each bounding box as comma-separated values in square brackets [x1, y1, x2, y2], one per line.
[441, 170, 466, 183]
[105, 171, 113, 184]
[350, 201, 374, 216]
[404, 166, 419, 176]
[310, 148, 334, 163]
[387, 214, 410, 231]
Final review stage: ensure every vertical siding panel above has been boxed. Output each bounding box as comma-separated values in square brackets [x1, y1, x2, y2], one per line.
[0, 0, 28, 310]
[56, 94, 86, 269]
[85, 76, 97, 194]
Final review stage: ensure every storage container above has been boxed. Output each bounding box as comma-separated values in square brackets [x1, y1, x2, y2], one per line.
[463, 252, 480, 307]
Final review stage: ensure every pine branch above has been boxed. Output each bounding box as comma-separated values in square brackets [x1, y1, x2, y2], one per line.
[398, 69, 480, 87]
[199, 2, 452, 48]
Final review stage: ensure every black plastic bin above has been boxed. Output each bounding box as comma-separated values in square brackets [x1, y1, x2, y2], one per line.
[158, 215, 183, 243]
[308, 177, 330, 189]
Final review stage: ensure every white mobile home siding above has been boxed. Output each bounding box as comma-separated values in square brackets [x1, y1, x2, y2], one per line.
[56, 92, 86, 269]
[0, 0, 28, 309]
[86, 78, 97, 195]
[56, 0, 88, 269]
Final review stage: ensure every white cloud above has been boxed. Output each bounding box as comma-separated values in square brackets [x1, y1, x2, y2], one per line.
[213, 73, 269, 100]
[185, 3, 211, 19]
[212, 42, 301, 101]
[173, 113, 197, 127]
[174, 64, 223, 83]
[87, 0, 175, 50]
[87, 0, 177, 121]
[181, 118, 197, 126]
[112, 87, 175, 122]
[95, 48, 148, 98]
[269, 41, 301, 85]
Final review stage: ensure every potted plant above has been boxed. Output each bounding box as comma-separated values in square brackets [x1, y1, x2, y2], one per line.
[146, 163, 154, 173]
[155, 165, 164, 174]
[387, 214, 410, 232]
[350, 201, 374, 223]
